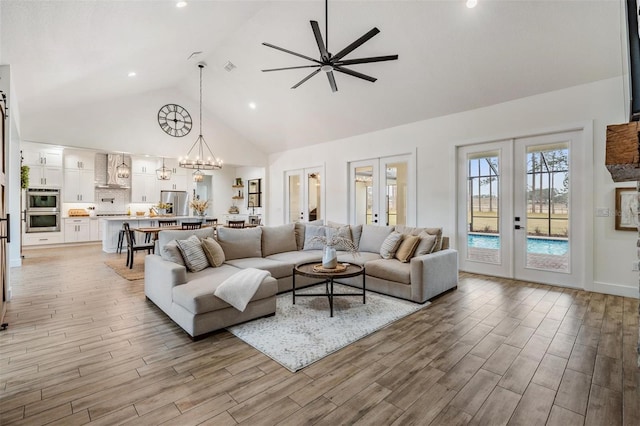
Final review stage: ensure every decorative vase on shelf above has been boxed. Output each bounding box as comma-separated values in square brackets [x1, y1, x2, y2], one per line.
[322, 246, 338, 269]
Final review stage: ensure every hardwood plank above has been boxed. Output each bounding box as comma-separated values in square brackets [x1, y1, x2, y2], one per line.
[507, 382, 555, 425]
[469, 385, 521, 426]
[592, 354, 622, 391]
[315, 383, 391, 425]
[567, 343, 597, 376]
[429, 405, 473, 426]
[382, 365, 444, 410]
[531, 353, 568, 391]
[498, 355, 541, 395]
[546, 332, 576, 359]
[352, 400, 403, 425]
[450, 368, 501, 416]
[585, 383, 622, 426]
[437, 353, 486, 391]
[390, 384, 457, 426]
[469, 332, 506, 359]
[554, 368, 592, 415]
[504, 325, 536, 349]
[236, 396, 301, 425]
[279, 396, 337, 426]
[483, 344, 520, 375]
[546, 405, 585, 426]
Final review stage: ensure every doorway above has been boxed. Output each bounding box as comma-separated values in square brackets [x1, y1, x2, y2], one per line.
[349, 154, 414, 227]
[285, 167, 324, 223]
[457, 130, 586, 288]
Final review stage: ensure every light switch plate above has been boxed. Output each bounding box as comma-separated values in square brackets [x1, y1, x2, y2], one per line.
[596, 208, 610, 217]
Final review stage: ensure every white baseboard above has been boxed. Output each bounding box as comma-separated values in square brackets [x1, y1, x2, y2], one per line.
[9, 257, 21, 268]
[592, 281, 639, 299]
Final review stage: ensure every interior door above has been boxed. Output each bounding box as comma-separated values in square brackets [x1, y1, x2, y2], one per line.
[285, 167, 324, 223]
[350, 154, 413, 227]
[457, 130, 584, 288]
[0, 104, 7, 327]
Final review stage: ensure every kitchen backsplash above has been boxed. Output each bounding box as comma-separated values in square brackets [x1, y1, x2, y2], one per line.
[95, 188, 130, 213]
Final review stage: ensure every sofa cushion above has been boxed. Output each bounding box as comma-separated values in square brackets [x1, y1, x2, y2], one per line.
[262, 224, 297, 257]
[337, 251, 382, 266]
[294, 223, 306, 251]
[325, 225, 355, 251]
[266, 250, 323, 265]
[359, 225, 394, 253]
[380, 232, 403, 259]
[327, 221, 362, 251]
[225, 257, 293, 279]
[161, 240, 185, 266]
[303, 225, 326, 250]
[158, 228, 215, 253]
[395, 235, 420, 262]
[365, 259, 411, 284]
[172, 265, 277, 314]
[176, 235, 209, 272]
[217, 226, 263, 260]
[201, 237, 225, 267]
[415, 232, 438, 256]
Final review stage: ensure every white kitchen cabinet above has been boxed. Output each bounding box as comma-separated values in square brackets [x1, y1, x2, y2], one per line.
[64, 149, 95, 170]
[63, 169, 95, 202]
[158, 173, 189, 192]
[131, 173, 157, 203]
[90, 219, 100, 241]
[131, 156, 157, 175]
[23, 143, 63, 188]
[64, 218, 91, 242]
[23, 232, 64, 246]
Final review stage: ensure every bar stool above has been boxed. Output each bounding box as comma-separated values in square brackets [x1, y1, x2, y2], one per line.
[116, 224, 136, 254]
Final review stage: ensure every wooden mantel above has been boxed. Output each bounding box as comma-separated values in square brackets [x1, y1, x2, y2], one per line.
[606, 122, 640, 182]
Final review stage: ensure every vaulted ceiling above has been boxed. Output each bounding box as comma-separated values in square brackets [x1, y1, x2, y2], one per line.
[0, 0, 624, 157]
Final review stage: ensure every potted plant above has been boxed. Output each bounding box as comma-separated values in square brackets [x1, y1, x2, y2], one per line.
[155, 202, 170, 216]
[310, 234, 358, 269]
[190, 199, 209, 219]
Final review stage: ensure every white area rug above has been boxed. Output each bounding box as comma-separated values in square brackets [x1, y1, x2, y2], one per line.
[227, 283, 429, 372]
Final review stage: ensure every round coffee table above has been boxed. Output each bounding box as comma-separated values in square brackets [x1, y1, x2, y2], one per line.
[292, 262, 365, 317]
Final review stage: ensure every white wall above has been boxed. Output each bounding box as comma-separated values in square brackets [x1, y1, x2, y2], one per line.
[21, 87, 268, 168]
[268, 76, 638, 298]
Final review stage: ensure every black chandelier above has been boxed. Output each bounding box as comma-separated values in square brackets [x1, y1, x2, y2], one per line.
[179, 62, 223, 170]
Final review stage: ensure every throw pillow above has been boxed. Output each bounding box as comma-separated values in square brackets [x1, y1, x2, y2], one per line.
[216, 227, 262, 260]
[175, 235, 209, 272]
[303, 225, 326, 250]
[380, 232, 404, 259]
[262, 224, 297, 256]
[325, 225, 354, 251]
[415, 232, 438, 256]
[359, 225, 394, 253]
[160, 240, 185, 266]
[395, 235, 420, 262]
[201, 237, 225, 267]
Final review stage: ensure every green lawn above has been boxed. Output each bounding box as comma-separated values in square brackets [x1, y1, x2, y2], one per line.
[468, 210, 569, 237]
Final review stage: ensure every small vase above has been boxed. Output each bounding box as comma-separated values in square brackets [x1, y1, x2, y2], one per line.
[199, 214, 206, 223]
[322, 246, 338, 269]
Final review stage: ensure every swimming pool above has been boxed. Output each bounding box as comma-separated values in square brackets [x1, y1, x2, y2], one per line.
[468, 234, 568, 256]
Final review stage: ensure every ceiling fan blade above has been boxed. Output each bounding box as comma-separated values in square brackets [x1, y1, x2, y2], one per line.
[262, 42, 322, 64]
[291, 68, 322, 89]
[335, 55, 398, 66]
[310, 21, 330, 61]
[334, 66, 377, 83]
[262, 65, 321, 72]
[327, 71, 338, 92]
[331, 27, 380, 61]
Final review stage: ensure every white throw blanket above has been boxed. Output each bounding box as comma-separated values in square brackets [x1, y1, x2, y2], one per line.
[214, 268, 271, 312]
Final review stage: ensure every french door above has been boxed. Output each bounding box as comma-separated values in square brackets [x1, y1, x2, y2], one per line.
[349, 154, 414, 226]
[0, 104, 7, 326]
[285, 167, 324, 223]
[457, 131, 585, 288]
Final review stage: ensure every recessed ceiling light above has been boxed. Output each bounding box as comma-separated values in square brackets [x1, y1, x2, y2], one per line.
[249, 102, 257, 110]
[127, 71, 137, 77]
[466, 0, 478, 8]
[176, 1, 187, 8]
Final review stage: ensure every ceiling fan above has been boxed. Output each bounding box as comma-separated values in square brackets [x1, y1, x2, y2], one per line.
[261, 0, 398, 92]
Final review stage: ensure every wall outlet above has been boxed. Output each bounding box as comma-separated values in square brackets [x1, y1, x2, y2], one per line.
[633, 261, 639, 272]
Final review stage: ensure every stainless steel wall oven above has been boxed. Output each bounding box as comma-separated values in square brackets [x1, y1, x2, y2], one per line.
[25, 188, 61, 233]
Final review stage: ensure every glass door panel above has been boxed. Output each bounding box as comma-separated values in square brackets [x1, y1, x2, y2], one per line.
[307, 170, 321, 222]
[353, 165, 375, 225]
[385, 162, 408, 226]
[285, 167, 323, 223]
[286, 171, 302, 223]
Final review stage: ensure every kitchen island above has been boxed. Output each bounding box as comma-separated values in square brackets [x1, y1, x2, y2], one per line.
[101, 216, 214, 253]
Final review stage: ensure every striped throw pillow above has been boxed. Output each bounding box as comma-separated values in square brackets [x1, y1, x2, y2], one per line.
[380, 232, 404, 259]
[176, 235, 209, 272]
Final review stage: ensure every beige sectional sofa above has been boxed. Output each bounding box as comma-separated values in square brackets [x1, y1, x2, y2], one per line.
[144, 222, 458, 338]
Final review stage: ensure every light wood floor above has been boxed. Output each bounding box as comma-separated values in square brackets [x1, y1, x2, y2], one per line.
[1, 244, 639, 425]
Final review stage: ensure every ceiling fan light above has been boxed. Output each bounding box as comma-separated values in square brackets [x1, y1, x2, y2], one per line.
[466, 0, 478, 8]
[321, 65, 334, 72]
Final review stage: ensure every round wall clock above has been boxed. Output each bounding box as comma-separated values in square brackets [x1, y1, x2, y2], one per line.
[158, 104, 192, 137]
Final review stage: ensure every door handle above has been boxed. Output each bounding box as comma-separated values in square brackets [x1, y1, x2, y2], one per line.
[0, 214, 11, 243]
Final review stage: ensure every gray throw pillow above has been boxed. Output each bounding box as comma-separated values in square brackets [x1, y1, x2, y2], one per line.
[262, 224, 297, 256]
[217, 227, 263, 260]
[201, 237, 225, 267]
[303, 225, 326, 250]
[415, 232, 438, 256]
[325, 225, 354, 251]
[175, 235, 209, 272]
[160, 240, 185, 266]
[358, 225, 394, 253]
